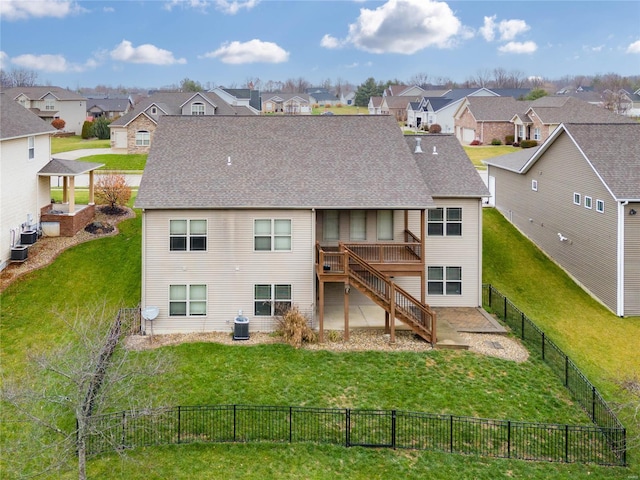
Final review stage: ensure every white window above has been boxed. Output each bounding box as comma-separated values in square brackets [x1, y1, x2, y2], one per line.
[254, 219, 291, 251]
[517, 125, 524, 139]
[350, 210, 366, 241]
[533, 128, 541, 141]
[596, 199, 604, 213]
[428, 266, 462, 295]
[27, 136, 35, 160]
[531, 179, 538, 191]
[377, 210, 394, 241]
[585, 196, 592, 209]
[169, 284, 207, 316]
[135, 130, 150, 146]
[169, 219, 207, 251]
[323, 210, 339, 241]
[254, 284, 292, 316]
[266, 102, 273, 111]
[45, 99, 55, 111]
[191, 102, 205, 115]
[573, 193, 581, 205]
[428, 208, 462, 236]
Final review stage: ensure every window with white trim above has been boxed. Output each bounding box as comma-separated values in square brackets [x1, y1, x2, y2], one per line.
[135, 130, 150, 146]
[27, 136, 35, 160]
[323, 210, 339, 241]
[596, 199, 604, 213]
[533, 128, 541, 140]
[151, 107, 157, 114]
[377, 210, 394, 241]
[350, 210, 366, 241]
[254, 219, 291, 251]
[191, 102, 205, 115]
[254, 284, 292, 316]
[517, 125, 524, 139]
[428, 207, 462, 236]
[45, 99, 55, 111]
[573, 192, 581, 205]
[169, 219, 207, 251]
[169, 284, 207, 316]
[531, 179, 538, 191]
[585, 196, 592, 209]
[427, 266, 462, 295]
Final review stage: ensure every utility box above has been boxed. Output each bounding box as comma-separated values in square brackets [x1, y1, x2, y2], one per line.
[21, 230, 37, 245]
[233, 310, 249, 340]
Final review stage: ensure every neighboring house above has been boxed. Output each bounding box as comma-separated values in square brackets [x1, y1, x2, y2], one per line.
[109, 91, 256, 153]
[381, 95, 419, 123]
[3, 86, 87, 135]
[135, 115, 488, 341]
[0, 94, 55, 270]
[601, 88, 640, 117]
[510, 96, 633, 144]
[211, 87, 262, 113]
[368, 96, 384, 115]
[454, 96, 528, 144]
[485, 123, 640, 317]
[340, 91, 356, 106]
[383, 84, 426, 97]
[261, 93, 312, 114]
[86, 97, 132, 120]
[306, 87, 339, 106]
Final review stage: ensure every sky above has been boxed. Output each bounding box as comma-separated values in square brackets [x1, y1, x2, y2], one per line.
[1, 0, 639, 91]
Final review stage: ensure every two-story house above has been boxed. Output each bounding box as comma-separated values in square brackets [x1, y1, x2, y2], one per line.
[135, 115, 489, 342]
[485, 123, 640, 317]
[3, 86, 87, 135]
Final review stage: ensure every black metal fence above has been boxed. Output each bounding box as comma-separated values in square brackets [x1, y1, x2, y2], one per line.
[482, 284, 626, 465]
[85, 404, 624, 465]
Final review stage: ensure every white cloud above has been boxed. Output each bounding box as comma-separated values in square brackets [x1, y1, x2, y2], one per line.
[162, 0, 259, 14]
[163, 0, 210, 12]
[343, 0, 462, 54]
[627, 40, 640, 54]
[498, 19, 529, 41]
[0, 51, 8, 70]
[11, 53, 97, 73]
[215, 0, 260, 14]
[202, 39, 289, 64]
[110, 40, 187, 65]
[498, 41, 537, 54]
[0, 0, 84, 20]
[479, 15, 496, 42]
[320, 34, 342, 49]
[104, 6, 115, 13]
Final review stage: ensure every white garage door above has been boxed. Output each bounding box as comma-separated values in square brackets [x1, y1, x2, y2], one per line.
[462, 128, 475, 143]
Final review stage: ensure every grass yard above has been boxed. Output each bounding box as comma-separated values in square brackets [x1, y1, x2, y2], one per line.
[51, 135, 110, 153]
[464, 145, 521, 168]
[77, 153, 146, 171]
[311, 105, 362, 115]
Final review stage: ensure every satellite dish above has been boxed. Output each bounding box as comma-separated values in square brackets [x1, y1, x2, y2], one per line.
[142, 306, 159, 321]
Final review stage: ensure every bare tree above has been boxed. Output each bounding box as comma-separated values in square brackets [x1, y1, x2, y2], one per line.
[473, 69, 492, 88]
[492, 67, 509, 88]
[243, 77, 262, 90]
[507, 70, 527, 88]
[407, 72, 430, 89]
[1, 305, 174, 480]
[0, 67, 39, 88]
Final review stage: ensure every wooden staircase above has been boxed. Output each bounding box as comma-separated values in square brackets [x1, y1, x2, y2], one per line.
[344, 247, 436, 344]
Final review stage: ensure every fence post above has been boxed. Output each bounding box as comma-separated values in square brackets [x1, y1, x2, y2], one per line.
[507, 420, 511, 459]
[521, 312, 525, 340]
[565, 424, 569, 463]
[488, 285, 492, 309]
[541, 332, 545, 361]
[503, 296, 507, 319]
[565, 356, 569, 387]
[121, 411, 126, 450]
[450, 415, 454, 453]
[233, 405, 237, 442]
[592, 387, 596, 421]
[391, 410, 396, 449]
[177, 406, 181, 444]
[289, 406, 293, 444]
[346, 409, 351, 447]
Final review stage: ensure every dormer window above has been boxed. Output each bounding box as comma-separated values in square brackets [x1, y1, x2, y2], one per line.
[45, 99, 55, 111]
[191, 102, 205, 115]
[151, 107, 157, 115]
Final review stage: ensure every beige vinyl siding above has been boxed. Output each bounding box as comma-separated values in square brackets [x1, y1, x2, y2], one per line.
[142, 209, 314, 334]
[491, 132, 619, 313]
[624, 203, 640, 316]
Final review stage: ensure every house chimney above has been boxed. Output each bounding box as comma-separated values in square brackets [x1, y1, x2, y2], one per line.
[414, 137, 423, 153]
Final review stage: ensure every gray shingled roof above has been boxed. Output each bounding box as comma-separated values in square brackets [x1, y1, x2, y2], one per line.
[485, 123, 640, 199]
[529, 96, 634, 124]
[3, 86, 86, 101]
[463, 96, 529, 122]
[405, 135, 490, 198]
[37, 158, 104, 176]
[0, 93, 56, 139]
[135, 115, 436, 210]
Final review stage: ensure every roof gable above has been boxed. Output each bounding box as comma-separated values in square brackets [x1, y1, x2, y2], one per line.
[0, 94, 56, 139]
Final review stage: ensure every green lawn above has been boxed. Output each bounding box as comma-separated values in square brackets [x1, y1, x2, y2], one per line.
[51, 135, 110, 153]
[78, 153, 146, 171]
[311, 105, 363, 115]
[1, 187, 637, 478]
[464, 145, 521, 168]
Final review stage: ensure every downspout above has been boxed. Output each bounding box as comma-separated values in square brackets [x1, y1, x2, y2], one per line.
[616, 201, 627, 316]
[311, 208, 317, 328]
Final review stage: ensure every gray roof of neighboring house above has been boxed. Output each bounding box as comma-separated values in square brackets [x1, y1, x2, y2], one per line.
[384, 96, 416, 109]
[0, 93, 56, 139]
[2, 86, 86, 101]
[109, 91, 254, 126]
[463, 97, 529, 121]
[135, 115, 436, 210]
[405, 135, 490, 198]
[86, 98, 130, 112]
[443, 88, 497, 102]
[37, 158, 104, 176]
[528, 96, 634, 124]
[490, 88, 532, 99]
[262, 93, 311, 103]
[485, 123, 640, 199]
[425, 97, 454, 111]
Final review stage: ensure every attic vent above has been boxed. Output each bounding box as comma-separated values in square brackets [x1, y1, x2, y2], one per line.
[227, 156, 232, 166]
[432, 146, 438, 155]
[414, 137, 423, 153]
